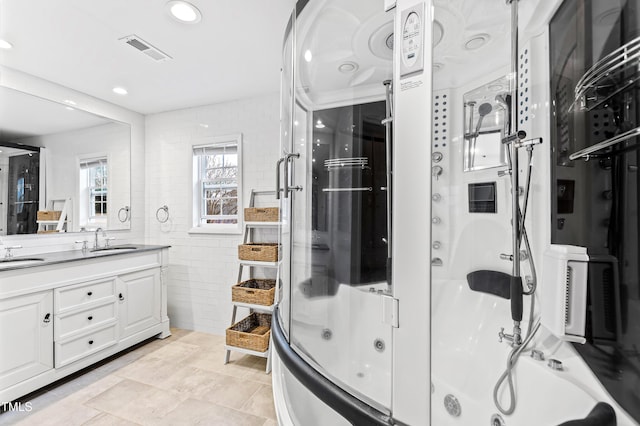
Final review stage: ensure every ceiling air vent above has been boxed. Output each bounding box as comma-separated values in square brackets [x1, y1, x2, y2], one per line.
[119, 34, 172, 62]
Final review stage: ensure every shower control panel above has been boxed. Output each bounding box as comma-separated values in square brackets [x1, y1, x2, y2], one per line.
[400, 4, 425, 77]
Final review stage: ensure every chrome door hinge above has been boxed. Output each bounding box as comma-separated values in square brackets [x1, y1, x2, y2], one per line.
[382, 295, 399, 328]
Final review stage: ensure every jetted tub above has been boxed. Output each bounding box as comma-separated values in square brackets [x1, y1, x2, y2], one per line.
[273, 278, 638, 425]
[430, 279, 637, 426]
[274, 281, 393, 425]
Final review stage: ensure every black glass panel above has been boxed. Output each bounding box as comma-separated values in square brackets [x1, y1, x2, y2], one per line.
[303, 101, 388, 298]
[550, 1, 640, 422]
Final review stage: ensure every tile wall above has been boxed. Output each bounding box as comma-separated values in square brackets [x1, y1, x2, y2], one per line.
[144, 93, 281, 334]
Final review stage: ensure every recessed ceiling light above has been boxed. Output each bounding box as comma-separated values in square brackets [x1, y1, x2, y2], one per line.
[167, 1, 202, 24]
[0, 39, 13, 49]
[112, 87, 128, 95]
[464, 34, 490, 50]
[63, 99, 77, 106]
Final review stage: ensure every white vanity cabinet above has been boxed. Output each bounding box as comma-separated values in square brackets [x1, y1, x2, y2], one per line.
[0, 246, 170, 403]
[54, 277, 119, 368]
[0, 291, 54, 390]
[118, 268, 161, 339]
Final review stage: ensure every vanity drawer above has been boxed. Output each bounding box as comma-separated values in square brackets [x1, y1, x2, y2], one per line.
[55, 302, 117, 341]
[55, 324, 117, 368]
[55, 279, 116, 313]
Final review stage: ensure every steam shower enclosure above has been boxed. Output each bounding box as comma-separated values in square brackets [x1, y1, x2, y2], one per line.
[271, 0, 640, 425]
[272, 0, 399, 424]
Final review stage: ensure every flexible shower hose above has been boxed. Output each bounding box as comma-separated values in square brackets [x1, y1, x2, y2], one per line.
[493, 317, 541, 415]
[493, 142, 541, 415]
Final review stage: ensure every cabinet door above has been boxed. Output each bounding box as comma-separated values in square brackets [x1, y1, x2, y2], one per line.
[0, 291, 53, 389]
[118, 269, 161, 339]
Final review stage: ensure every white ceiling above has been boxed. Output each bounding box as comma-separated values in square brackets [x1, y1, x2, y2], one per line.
[0, 0, 296, 115]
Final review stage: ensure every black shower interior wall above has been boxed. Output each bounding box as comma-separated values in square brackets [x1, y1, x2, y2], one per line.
[550, 0, 640, 421]
[304, 101, 388, 298]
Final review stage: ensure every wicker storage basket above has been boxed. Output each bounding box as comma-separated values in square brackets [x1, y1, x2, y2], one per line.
[37, 210, 62, 221]
[232, 279, 276, 306]
[226, 313, 272, 352]
[244, 207, 279, 222]
[238, 243, 279, 262]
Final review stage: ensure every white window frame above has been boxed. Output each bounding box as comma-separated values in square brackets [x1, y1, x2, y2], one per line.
[189, 134, 243, 234]
[78, 154, 109, 228]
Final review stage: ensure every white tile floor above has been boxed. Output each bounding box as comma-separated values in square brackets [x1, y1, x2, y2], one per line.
[0, 329, 277, 426]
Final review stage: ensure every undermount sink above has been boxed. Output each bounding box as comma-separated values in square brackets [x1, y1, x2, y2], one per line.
[90, 246, 138, 254]
[0, 258, 45, 268]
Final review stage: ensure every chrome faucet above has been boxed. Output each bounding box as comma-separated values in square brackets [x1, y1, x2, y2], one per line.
[498, 325, 522, 347]
[4, 245, 22, 259]
[94, 228, 103, 250]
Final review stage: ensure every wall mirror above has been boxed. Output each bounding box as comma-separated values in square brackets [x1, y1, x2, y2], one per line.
[0, 86, 131, 235]
[463, 75, 510, 171]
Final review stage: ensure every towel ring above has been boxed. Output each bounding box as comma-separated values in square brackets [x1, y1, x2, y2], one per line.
[156, 205, 169, 223]
[118, 206, 130, 223]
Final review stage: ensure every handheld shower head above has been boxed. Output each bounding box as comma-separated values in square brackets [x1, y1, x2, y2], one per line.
[474, 102, 493, 135]
[478, 102, 493, 117]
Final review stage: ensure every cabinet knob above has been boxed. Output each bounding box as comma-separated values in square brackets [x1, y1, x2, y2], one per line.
[43, 313, 51, 323]
[87, 291, 93, 296]
[119, 293, 125, 301]
[88, 316, 93, 321]
[88, 340, 94, 345]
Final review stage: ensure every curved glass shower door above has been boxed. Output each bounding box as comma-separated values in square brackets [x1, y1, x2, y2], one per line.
[280, 0, 394, 412]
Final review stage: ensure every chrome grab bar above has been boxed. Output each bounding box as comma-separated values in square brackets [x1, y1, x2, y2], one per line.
[383, 79, 393, 269]
[324, 157, 368, 169]
[569, 125, 640, 160]
[283, 153, 300, 198]
[275, 157, 285, 200]
[322, 187, 373, 192]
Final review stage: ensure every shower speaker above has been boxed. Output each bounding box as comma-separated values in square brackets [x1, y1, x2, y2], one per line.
[541, 245, 589, 343]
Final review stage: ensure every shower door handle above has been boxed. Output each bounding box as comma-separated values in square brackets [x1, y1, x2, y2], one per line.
[283, 153, 301, 198]
[275, 157, 286, 200]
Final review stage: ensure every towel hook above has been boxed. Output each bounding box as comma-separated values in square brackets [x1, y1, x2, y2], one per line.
[156, 205, 169, 223]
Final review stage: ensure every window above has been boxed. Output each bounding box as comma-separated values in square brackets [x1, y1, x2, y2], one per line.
[191, 134, 242, 233]
[79, 157, 108, 226]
